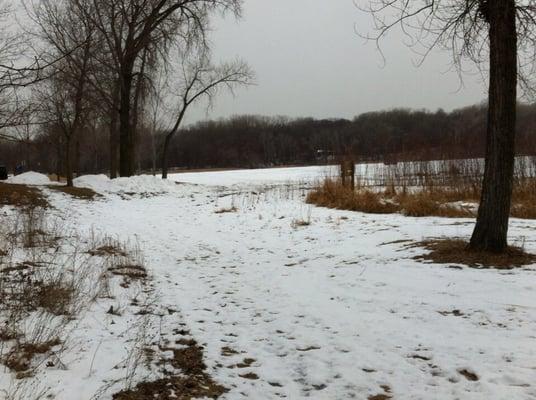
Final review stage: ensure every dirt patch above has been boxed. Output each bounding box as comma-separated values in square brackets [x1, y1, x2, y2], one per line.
[221, 346, 239, 356]
[368, 385, 393, 400]
[114, 335, 227, 400]
[109, 264, 147, 279]
[438, 309, 464, 317]
[214, 206, 237, 214]
[369, 394, 392, 400]
[3, 338, 61, 376]
[47, 185, 100, 200]
[239, 372, 259, 380]
[458, 368, 479, 381]
[113, 376, 227, 400]
[89, 245, 127, 257]
[0, 183, 49, 208]
[235, 358, 256, 368]
[414, 239, 536, 269]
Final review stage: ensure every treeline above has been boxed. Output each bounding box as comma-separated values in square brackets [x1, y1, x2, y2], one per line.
[3, 102, 536, 175]
[163, 102, 536, 169]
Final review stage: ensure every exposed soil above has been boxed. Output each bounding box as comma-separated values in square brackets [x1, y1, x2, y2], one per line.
[0, 183, 49, 208]
[458, 368, 479, 381]
[3, 339, 61, 376]
[414, 239, 536, 269]
[47, 185, 100, 200]
[113, 334, 227, 400]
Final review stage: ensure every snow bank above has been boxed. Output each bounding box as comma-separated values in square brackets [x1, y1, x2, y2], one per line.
[8, 171, 51, 186]
[74, 174, 181, 194]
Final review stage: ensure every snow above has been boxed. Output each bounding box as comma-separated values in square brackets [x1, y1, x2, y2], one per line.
[7, 171, 52, 185]
[169, 165, 338, 188]
[2, 166, 536, 399]
[74, 173, 182, 194]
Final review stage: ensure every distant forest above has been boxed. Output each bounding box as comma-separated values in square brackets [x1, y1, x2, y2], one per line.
[3, 102, 536, 175]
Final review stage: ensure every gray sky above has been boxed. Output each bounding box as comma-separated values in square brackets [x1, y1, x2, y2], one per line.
[187, 0, 487, 124]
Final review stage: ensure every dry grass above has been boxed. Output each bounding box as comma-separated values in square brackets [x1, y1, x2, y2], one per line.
[47, 185, 100, 200]
[0, 183, 49, 209]
[32, 283, 74, 316]
[414, 239, 536, 269]
[511, 179, 536, 219]
[306, 179, 398, 214]
[397, 191, 475, 218]
[114, 333, 227, 400]
[307, 177, 536, 219]
[4, 339, 61, 376]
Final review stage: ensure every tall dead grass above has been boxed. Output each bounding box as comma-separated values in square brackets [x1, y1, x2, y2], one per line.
[307, 156, 536, 219]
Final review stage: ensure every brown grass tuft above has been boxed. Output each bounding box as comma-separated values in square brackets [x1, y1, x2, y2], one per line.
[397, 191, 475, 218]
[33, 283, 75, 316]
[306, 179, 398, 214]
[4, 339, 61, 375]
[0, 183, 49, 208]
[414, 239, 536, 269]
[47, 185, 100, 200]
[308, 178, 536, 219]
[114, 336, 227, 400]
[89, 245, 127, 257]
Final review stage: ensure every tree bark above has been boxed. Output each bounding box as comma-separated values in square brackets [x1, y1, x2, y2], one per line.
[119, 65, 134, 177]
[110, 85, 120, 179]
[161, 134, 172, 179]
[65, 136, 73, 187]
[470, 0, 517, 253]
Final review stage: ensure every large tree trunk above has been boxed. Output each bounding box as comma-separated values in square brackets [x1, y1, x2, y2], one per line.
[109, 86, 120, 179]
[119, 67, 134, 177]
[161, 135, 172, 180]
[470, 0, 517, 253]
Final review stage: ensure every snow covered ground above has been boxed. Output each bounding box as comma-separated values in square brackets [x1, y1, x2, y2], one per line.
[2, 168, 536, 399]
[168, 165, 337, 188]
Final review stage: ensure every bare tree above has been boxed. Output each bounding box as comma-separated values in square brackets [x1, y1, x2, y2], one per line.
[75, 0, 242, 178]
[29, 0, 97, 186]
[158, 52, 253, 179]
[362, 0, 536, 253]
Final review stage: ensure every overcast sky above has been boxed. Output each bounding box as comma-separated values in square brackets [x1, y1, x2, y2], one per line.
[186, 0, 488, 124]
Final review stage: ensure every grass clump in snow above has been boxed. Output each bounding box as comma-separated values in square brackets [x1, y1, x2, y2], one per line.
[308, 173, 536, 219]
[113, 331, 228, 400]
[414, 238, 536, 269]
[306, 179, 398, 214]
[0, 183, 49, 209]
[47, 184, 100, 200]
[306, 178, 472, 217]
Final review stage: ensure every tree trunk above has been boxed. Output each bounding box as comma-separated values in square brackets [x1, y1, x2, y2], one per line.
[110, 84, 120, 179]
[469, 0, 517, 253]
[161, 135, 172, 180]
[119, 68, 134, 177]
[109, 111, 119, 179]
[65, 136, 73, 187]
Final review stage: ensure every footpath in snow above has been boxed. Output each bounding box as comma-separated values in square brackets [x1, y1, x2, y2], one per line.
[3, 169, 536, 399]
